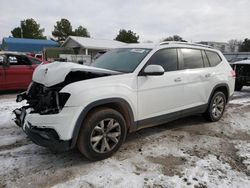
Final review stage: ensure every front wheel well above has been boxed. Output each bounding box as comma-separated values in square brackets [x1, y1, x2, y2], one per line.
[71, 99, 135, 149]
[85, 102, 133, 131]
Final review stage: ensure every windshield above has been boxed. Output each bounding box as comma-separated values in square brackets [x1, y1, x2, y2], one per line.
[92, 48, 151, 73]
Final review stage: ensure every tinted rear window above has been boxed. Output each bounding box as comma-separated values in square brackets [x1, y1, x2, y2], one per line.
[205, 51, 222, 67]
[181, 49, 204, 69]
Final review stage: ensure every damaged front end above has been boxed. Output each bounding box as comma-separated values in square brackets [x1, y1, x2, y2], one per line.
[21, 82, 70, 113]
[12, 63, 117, 151]
[14, 82, 70, 126]
[13, 82, 73, 151]
[13, 68, 113, 122]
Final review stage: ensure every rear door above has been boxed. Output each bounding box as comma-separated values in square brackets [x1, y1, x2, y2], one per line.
[178, 48, 213, 108]
[137, 48, 187, 121]
[5, 55, 35, 90]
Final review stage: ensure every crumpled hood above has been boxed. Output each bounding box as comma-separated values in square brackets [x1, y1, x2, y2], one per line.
[32, 61, 120, 87]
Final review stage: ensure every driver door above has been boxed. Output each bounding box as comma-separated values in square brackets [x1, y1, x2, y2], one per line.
[5, 55, 34, 89]
[137, 48, 186, 123]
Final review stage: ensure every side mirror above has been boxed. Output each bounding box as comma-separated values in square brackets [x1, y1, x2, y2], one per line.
[142, 64, 165, 76]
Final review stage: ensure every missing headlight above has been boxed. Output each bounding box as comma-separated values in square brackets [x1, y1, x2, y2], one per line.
[58, 93, 71, 108]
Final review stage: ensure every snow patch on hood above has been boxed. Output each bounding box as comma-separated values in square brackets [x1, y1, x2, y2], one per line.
[32, 61, 120, 87]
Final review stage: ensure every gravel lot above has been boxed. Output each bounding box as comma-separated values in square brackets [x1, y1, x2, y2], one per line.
[0, 89, 250, 188]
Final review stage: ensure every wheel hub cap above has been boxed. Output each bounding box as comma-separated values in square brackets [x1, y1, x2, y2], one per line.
[212, 95, 225, 119]
[90, 118, 121, 153]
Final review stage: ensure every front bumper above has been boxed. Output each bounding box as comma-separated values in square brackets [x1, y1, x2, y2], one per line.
[13, 105, 82, 152]
[23, 123, 71, 152]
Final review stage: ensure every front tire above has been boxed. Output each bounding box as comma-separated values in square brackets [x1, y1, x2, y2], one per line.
[203, 91, 226, 122]
[77, 108, 127, 161]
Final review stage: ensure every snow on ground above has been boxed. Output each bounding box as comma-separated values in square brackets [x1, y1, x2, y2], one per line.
[0, 89, 250, 188]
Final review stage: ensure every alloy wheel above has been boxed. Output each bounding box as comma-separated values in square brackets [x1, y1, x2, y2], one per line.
[90, 118, 121, 153]
[212, 95, 225, 119]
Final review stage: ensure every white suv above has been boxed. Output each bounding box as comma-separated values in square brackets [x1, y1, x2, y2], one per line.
[14, 42, 235, 160]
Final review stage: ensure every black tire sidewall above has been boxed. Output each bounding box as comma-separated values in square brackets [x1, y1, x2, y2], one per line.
[77, 108, 127, 161]
[208, 92, 226, 121]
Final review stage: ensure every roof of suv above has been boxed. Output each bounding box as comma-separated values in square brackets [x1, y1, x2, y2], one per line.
[123, 41, 215, 51]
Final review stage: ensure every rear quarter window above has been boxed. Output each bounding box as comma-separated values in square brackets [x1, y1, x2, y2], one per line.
[205, 51, 222, 67]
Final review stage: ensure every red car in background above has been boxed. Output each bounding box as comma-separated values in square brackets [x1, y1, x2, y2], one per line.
[0, 52, 46, 91]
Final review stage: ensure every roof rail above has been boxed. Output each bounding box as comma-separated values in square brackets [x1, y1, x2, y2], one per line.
[159, 41, 212, 48]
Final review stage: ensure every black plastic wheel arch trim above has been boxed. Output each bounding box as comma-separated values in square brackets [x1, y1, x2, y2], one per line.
[70, 98, 136, 148]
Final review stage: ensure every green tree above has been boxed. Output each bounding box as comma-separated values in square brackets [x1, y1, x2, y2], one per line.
[11, 27, 22, 38]
[73, 26, 90, 37]
[163, 35, 186, 42]
[11, 18, 45, 39]
[239, 38, 250, 52]
[115, 29, 139, 43]
[52, 18, 74, 42]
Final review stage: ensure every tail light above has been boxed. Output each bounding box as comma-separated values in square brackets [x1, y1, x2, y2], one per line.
[230, 70, 236, 78]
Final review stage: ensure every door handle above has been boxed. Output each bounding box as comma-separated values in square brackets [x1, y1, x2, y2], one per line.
[205, 73, 211, 78]
[174, 77, 182, 82]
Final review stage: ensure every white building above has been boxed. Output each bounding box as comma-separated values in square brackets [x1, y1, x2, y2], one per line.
[62, 36, 126, 60]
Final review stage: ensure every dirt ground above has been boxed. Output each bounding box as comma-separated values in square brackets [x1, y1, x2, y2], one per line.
[0, 89, 250, 188]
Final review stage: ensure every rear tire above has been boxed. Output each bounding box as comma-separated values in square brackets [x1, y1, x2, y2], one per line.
[77, 108, 127, 161]
[203, 91, 226, 122]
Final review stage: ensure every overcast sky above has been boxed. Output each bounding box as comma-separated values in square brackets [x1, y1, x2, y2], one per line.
[0, 0, 249, 43]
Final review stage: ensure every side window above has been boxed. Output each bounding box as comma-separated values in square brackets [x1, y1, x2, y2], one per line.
[202, 50, 210, 67]
[8, 55, 31, 65]
[181, 48, 204, 69]
[8, 56, 18, 65]
[147, 48, 178, 72]
[205, 51, 222, 67]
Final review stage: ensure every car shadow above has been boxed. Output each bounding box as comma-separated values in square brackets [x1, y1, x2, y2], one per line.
[23, 114, 207, 165]
[126, 114, 209, 142]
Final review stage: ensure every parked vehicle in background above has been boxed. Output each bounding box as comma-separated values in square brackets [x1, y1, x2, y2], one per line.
[14, 42, 235, 161]
[229, 57, 250, 63]
[0, 52, 46, 91]
[230, 60, 250, 91]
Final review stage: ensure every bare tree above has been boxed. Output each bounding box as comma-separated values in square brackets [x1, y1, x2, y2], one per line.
[228, 39, 241, 52]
